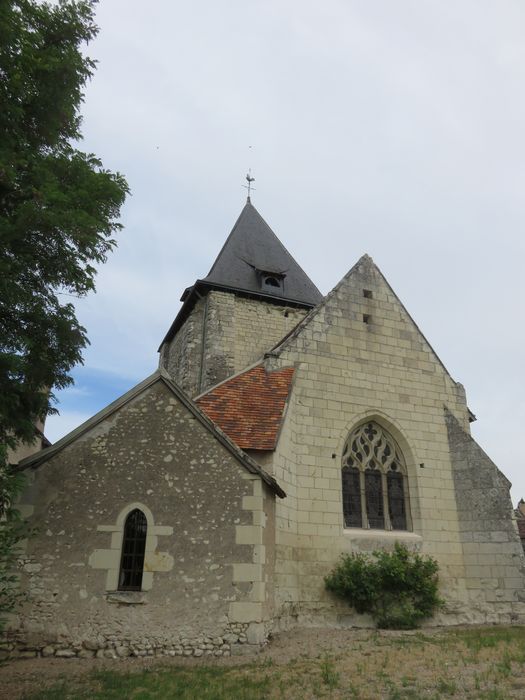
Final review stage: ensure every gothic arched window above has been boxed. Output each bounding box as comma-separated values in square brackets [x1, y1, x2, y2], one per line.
[342, 422, 410, 530]
[118, 509, 147, 590]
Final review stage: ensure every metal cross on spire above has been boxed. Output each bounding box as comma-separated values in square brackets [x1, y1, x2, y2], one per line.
[243, 169, 256, 201]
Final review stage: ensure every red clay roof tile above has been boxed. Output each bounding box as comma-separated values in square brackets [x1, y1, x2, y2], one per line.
[196, 365, 295, 450]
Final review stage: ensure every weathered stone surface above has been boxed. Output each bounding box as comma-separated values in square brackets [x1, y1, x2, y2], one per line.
[11, 379, 267, 653]
[55, 649, 76, 658]
[447, 409, 525, 618]
[161, 291, 308, 397]
[77, 649, 95, 659]
[246, 622, 266, 645]
[82, 639, 100, 651]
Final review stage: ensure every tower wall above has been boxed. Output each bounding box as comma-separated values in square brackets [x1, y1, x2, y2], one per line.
[160, 291, 309, 397]
[160, 296, 207, 397]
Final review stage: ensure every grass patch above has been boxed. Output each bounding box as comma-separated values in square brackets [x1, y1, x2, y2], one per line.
[23, 666, 273, 700]
[436, 677, 457, 695]
[320, 657, 340, 689]
[453, 626, 525, 651]
[12, 626, 525, 700]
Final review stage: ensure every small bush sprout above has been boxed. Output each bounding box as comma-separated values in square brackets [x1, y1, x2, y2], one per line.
[324, 542, 443, 629]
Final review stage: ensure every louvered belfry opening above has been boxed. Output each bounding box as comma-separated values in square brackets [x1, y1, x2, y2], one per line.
[342, 422, 410, 531]
[118, 509, 147, 591]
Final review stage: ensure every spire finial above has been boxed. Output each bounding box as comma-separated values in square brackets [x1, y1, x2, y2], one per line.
[243, 169, 256, 202]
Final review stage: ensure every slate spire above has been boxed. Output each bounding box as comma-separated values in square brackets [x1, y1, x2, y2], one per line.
[202, 200, 322, 306]
[159, 199, 322, 348]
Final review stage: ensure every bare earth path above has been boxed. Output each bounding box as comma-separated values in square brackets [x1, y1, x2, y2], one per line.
[2, 626, 525, 699]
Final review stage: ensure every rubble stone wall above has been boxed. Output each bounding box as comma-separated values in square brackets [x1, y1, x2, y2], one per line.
[3, 380, 274, 659]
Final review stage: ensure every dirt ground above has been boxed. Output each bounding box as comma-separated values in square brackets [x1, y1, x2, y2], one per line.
[0, 628, 370, 699]
[2, 626, 525, 699]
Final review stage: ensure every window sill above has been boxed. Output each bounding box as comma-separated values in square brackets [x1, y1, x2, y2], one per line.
[343, 528, 421, 541]
[106, 591, 147, 605]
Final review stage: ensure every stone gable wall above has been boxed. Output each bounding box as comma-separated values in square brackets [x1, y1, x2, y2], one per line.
[4, 381, 274, 659]
[264, 256, 519, 626]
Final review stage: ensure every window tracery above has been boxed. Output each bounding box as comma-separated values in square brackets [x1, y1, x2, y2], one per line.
[342, 422, 410, 530]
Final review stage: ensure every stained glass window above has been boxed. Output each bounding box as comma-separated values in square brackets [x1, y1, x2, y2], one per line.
[342, 422, 410, 531]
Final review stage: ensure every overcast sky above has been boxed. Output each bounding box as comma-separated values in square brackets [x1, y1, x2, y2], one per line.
[45, 1, 525, 502]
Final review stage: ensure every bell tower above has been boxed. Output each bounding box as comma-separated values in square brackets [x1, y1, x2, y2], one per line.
[159, 199, 322, 396]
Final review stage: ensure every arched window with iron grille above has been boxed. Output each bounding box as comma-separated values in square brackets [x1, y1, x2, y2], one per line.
[341, 421, 411, 531]
[118, 509, 147, 591]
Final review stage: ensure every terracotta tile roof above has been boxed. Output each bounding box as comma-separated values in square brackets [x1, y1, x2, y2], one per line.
[196, 365, 295, 451]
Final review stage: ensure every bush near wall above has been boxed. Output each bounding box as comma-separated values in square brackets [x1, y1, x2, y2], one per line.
[324, 542, 443, 629]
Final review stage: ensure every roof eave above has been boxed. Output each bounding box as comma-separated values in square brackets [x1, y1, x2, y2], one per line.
[158, 279, 317, 350]
[17, 370, 287, 499]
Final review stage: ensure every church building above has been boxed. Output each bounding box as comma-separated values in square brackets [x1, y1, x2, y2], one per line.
[7, 198, 525, 659]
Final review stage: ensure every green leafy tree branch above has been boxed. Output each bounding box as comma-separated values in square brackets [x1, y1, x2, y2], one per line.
[0, 0, 129, 627]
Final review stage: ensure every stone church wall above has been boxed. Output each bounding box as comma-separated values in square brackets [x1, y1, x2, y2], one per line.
[161, 291, 308, 397]
[232, 296, 307, 376]
[160, 296, 206, 396]
[264, 256, 524, 627]
[3, 381, 275, 659]
[446, 410, 525, 622]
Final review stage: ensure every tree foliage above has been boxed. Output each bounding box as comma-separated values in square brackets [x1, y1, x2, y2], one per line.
[0, 0, 129, 452]
[324, 543, 443, 629]
[0, 466, 32, 629]
[0, 0, 128, 629]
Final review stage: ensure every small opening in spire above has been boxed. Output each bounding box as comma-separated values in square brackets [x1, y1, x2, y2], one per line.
[264, 275, 281, 288]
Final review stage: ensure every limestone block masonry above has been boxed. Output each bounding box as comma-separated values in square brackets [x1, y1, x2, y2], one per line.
[262, 255, 525, 628]
[446, 409, 525, 623]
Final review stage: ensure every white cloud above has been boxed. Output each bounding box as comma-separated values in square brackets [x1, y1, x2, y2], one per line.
[47, 0, 525, 502]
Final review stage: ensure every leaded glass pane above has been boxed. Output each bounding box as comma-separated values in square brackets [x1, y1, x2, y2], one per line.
[118, 509, 147, 591]
[388, 471, 407, 530]
[342, 465, 361, 527]
[365, 470, 384, 528]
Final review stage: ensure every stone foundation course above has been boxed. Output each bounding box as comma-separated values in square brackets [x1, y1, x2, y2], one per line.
[0, 623, 265, 660]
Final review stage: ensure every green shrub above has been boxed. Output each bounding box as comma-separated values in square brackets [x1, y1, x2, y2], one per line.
[324, 542, 443, 629]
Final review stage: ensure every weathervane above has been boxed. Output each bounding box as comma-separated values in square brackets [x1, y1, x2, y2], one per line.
[244, 169, 256, 200]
